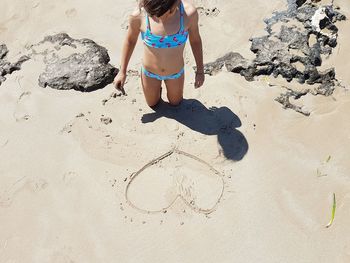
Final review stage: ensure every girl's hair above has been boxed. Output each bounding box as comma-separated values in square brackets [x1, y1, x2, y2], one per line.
[139, 0, 178, 17]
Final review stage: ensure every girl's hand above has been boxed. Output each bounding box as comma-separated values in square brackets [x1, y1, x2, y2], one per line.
[194, 72, 205, 88]
[113, 71, 127, 94]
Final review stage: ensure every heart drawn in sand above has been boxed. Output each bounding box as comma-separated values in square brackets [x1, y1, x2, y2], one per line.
[125, 149, 225, 215]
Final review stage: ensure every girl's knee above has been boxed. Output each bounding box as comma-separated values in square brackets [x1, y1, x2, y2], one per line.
[147, 98, 161, 108]
[168, 97, 183, 106]
[142, 86, 161, 107]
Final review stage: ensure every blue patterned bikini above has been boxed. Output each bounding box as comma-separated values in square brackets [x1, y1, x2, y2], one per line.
[141, 1, 189, 81]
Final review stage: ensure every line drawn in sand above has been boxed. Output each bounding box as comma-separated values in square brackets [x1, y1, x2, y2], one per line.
[125, 148, 225, 215]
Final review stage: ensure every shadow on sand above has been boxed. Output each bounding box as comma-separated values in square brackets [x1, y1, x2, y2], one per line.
[141, 99, 248, 161]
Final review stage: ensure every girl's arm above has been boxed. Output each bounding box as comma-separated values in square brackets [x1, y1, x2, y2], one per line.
[120, 11, 141, 74]
[114, 10, 141, 90]
[188, 7, 204, 88]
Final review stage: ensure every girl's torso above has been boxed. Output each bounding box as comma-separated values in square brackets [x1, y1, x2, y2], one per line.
[139, 1, 189, 75]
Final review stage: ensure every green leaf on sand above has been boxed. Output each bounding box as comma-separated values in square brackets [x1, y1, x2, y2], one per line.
[326, 193, 336, 228]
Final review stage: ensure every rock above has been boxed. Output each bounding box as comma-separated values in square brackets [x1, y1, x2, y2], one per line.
[38, 33, 118, 91]
[310, 81, 335, 96]
[309, 42, 322, 66]
[296, 5, 318, 22]
[296, 0, 307, 8]
[275, 89, 311, 116]
[278, 26, 309, 53]
[100, 117, 112, 125]
[0, 44, 9, 59]
[306, 67, 335, 85]
[224, 53, 250, 73]
[76, 113, 85, 118]
[312, 7, 331, 32]
[200, 52, 242, 75]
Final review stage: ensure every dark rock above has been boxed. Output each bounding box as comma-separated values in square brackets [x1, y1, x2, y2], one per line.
[37, 33, 118, 92]
[311, 81, 335, 96]
[274, 63, 300, 82]
[0, 44, 9, 59]
[199, 52, 248, 76]
[200, 58, 225, 76]
[101, 117, 112, 125]
[39, 33, 77, 48]
[306, 67, 335, 85]
[251, 38, 290, 65]
[309, 43, 322, 66]
[254, 64, 275, 76]
[278, 26, 309, 53]
[240, 67, 258, 81]
[224, 53, 250, 73]
[275, 90, 311, 116]
[296, 0, 307, 8]
[296, 5, 317, 22]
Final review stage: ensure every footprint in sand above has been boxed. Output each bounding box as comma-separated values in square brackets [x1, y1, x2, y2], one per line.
[65, 8, 77, 18]
[50, 246, 75, 263]
[0, 25, 7, 34]
[31, 2, 40, 8]
[28, 178, 48, 193]
[1, 139, 9, 148]
[13, 88, 32, 122]
[316, 155, 337, 178]
[125, 149, 225, 215]
[0, 176, 48, 207]
[62, 171, 78, 186]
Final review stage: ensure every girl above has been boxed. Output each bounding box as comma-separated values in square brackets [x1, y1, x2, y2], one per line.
[113, 0, 204, 107]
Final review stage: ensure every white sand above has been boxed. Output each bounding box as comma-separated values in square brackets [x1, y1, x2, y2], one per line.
[1, 0, 350, 262]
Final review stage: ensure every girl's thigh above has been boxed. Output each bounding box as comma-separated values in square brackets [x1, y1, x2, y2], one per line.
[141, 72, 162, 107]
[164, 74, 184, 106]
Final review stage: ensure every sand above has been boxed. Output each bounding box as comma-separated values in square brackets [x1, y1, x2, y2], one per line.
[1, 0, 350, 262]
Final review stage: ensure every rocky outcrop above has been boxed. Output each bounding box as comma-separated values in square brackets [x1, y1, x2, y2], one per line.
[201, 0, 346, 115]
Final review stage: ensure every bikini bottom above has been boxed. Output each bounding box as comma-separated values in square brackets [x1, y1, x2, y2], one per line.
[141, 66, 184, 81]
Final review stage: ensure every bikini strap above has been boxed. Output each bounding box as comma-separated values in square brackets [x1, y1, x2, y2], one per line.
[145, 13, 151, 31]
[179, 1, 185, 31]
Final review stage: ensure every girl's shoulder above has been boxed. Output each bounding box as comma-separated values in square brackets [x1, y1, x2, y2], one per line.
[181, 0, 198, 18]
[128, 6, 144, 29]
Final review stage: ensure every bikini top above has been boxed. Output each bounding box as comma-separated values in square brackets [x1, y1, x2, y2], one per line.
[141, 1, 189, 48]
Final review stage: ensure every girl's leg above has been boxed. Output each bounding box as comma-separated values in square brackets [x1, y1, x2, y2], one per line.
[164, 73, 185, 106]
[141, 71, 162, 107]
